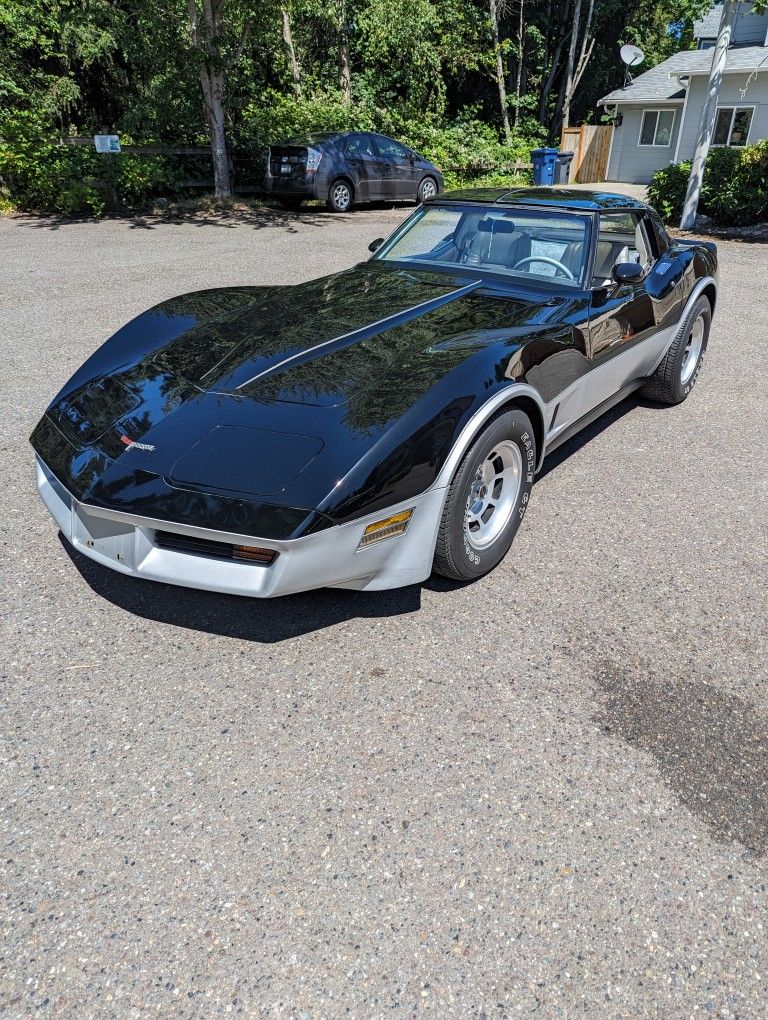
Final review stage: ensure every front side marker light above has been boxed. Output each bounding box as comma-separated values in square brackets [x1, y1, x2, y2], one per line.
[358, 509, 414, 549]
[233, 544, 277, 565]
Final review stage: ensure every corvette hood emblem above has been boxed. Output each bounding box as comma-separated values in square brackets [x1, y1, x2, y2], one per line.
[120, 435, 155, 452]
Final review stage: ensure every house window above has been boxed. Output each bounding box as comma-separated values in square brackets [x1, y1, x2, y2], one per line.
[712, 107, 753, 146]
[697, 38, 716, 49]
[639, 109, 676, 146]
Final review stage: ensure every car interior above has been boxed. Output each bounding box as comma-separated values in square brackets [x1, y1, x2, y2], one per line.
[382, 207, 654, 288]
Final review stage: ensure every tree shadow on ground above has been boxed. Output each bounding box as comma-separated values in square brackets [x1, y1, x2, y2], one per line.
[12, 200, 410, 233]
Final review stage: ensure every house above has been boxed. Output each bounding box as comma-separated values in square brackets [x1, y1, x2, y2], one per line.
[599, 2, 768, 183]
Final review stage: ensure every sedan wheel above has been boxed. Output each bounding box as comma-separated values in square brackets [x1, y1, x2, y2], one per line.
[433, 410, 536, 582]
[417, 177, 438, 203]
[327, 179, 353, 213]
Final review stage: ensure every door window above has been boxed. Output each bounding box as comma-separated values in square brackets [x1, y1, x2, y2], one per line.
[344, 133, 375, 156]
[373, 136, 411, 159]
[593, 211, 652, 285]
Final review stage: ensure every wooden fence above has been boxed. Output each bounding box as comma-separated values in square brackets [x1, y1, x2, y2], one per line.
[60, 139, 533, 192]
[559, 125, 613, 183]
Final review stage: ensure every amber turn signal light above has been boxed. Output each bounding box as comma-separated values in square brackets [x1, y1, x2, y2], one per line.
[232, 544, 277, 564]
[358, 509, 414, 548]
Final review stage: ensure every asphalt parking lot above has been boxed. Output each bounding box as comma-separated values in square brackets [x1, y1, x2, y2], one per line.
[2, 199, 767, 1018]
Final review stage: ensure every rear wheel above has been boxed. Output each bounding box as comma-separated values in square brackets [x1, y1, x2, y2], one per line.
[433, 410, 536, 582]
[640, 294, 711, 404]
[277, 196, 304, 211]
[327, 179, 353, 212]
[417, 176, 438, 204]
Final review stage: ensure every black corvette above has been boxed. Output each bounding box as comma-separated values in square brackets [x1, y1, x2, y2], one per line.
[31, 188, 717, 597]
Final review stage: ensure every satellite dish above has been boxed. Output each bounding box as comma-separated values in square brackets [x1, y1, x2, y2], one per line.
[620, 44, 645, 67]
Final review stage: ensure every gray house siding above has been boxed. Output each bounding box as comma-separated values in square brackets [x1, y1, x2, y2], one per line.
[606, 104, 682, 183]
[731, 6, 768, 45]
[695, 4, 768, 45]
[674, 73, 768, 161]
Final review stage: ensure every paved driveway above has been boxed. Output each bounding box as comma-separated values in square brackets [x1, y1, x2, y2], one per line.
[1, 204, 767, 1018]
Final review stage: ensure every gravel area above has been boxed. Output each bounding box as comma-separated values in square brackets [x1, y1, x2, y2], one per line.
[1, 202, 767, 1018]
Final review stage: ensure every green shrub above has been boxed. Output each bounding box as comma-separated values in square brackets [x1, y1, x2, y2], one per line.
[649, 140, 768, 227]
[0, 112, 180, 215]
[647, 160, 690, 223]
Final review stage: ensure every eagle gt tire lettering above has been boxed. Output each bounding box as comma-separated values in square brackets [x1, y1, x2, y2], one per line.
[433, 409, 535, 581]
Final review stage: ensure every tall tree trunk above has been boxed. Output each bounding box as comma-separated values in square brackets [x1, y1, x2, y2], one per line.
[337, 1, 352, 105]
[200, 67, 231, 198]
[680, 1, 737, 229]
[187, 0, 232, 198]
[561, 0, 582, 129]
[538, 34, 565, 124]
[281, 7, 302, 99]
[489, 0, 511, 142]
[512, 0, 524, 127]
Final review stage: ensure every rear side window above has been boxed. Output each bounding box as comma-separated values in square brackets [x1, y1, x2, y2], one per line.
[343, 133, 375, 156]
[373, 136, 410, 159]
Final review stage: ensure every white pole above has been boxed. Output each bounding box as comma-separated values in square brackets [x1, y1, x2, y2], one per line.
[679, 1, 737, 230]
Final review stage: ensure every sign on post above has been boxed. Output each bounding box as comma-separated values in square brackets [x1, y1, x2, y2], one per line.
[93, 135, 121, 154]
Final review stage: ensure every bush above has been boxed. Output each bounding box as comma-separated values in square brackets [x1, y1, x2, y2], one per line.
[649, 140, 768, 227]
[0, 112, 181, 216]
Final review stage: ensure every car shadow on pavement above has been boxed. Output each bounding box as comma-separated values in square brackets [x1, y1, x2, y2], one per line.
[61, 538, 422, 642]
[536, 393, 643, 480]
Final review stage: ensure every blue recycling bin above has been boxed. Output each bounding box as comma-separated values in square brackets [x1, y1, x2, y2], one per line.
[531, 147, 559, 186]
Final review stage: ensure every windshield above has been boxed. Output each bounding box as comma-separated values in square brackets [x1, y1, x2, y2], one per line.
[376, 205, 591, 288]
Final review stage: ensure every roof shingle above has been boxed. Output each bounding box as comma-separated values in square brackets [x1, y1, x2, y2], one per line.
[599, 45, 768, 105]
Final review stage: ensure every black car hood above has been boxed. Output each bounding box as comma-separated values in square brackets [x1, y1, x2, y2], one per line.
[32, 262, 577, 537]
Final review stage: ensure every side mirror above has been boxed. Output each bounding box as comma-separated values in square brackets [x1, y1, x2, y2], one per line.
[368, 237, 385, 253]
[612, 261, 644, 286]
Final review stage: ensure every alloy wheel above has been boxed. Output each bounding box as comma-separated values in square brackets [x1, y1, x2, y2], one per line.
[680, 314, 705, 385]
[464, 440, 523, 551]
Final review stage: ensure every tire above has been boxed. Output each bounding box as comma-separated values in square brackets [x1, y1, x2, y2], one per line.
[326, 178, 354, 213]
[640, 294, 711, 405]
[277, 196, 304, 211]
[433, 410, 536, 582]
[417, 176, 438, 204]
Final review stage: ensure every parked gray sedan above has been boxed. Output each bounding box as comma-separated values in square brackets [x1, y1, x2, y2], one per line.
[264, 131, 444, 212]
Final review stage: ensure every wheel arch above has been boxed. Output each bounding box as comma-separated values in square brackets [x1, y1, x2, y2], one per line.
[329, 174, 355, 198]
[700, 281, 717, 314]
[434, 385, 548, 490]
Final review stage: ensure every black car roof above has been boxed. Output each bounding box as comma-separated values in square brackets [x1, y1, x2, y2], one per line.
[432, 187, 647, 211]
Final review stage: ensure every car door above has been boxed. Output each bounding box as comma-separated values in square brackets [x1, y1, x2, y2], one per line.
[371, 135, 417, 199]
[342, 133, 381, 201]
[583, 209, 684, 415]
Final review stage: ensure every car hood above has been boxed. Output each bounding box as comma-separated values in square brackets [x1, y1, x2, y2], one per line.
[31, 262, 574, 537]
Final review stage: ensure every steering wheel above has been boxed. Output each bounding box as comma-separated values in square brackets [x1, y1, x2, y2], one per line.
[511, 255, 575, 281]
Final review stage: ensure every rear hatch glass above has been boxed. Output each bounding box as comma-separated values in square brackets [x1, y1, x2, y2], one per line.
[269, 145, 308, 181]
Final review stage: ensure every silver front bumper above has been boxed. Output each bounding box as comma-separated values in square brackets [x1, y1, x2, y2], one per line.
[36, 458, 446, 597]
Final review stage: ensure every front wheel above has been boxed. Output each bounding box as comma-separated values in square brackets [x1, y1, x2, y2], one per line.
[327, 179, 354, 212]
[417, 176, 438, 204]
[433, 410, 536, 582]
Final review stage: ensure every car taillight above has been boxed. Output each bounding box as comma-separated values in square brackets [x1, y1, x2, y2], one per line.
[306, 148, 323, 172]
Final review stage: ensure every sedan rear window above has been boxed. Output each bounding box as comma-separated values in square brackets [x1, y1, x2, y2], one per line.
[376, 205, 591, 287]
